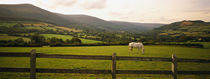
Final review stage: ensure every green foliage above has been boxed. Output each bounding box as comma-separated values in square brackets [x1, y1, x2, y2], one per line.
[13, 23, 24, 28]
[30, 34, 46, 44]
[14, 38, 24, 43]
[70, 37, 81, 45]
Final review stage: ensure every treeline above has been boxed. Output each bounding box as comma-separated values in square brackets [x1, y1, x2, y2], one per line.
[0, 34, 82, 47]
[142, 42, 204, 48]
[0, 38, 33, 47]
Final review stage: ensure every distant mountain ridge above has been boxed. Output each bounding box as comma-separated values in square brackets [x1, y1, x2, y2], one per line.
[110, 21, 165, 31]
[0, 4, 164, 32]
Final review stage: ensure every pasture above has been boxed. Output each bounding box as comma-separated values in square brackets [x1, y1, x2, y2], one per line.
[0, 35, 31, 42]
[41, 34, 102, 44]
[0, 45, 210, 79]
[0, 33, 102, 44]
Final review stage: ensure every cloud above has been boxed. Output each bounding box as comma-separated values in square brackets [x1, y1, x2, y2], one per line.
[40, 0, 107, 10]
[36, 0, 78, 9]
[79, 0, 107, 10]
[53, 0, 78, 7]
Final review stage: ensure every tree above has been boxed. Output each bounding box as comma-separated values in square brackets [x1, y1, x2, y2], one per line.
[13, 23, 24, 28]
[30, 34, 46, 44]
[70, 37, 81, 45]
[49, 37, 64, 45]
[14, 38, 24, 43]
[65, 39, 71, 44]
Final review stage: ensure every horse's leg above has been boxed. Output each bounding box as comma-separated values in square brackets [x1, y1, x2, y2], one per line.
[142, 47, 144, 54]
[129, 47, 133, 56]
[130, 47, 133, 51]
[137, 48, 140, 54]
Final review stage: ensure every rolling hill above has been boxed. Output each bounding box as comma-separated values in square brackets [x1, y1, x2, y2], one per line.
[110, 21, 164, 31]
[56, 14, 127, 32]
[57, 14, 165, 32]
[0, 4, 164, 33]
[150, 20, 210, 42]
[0, 4, 71, 26]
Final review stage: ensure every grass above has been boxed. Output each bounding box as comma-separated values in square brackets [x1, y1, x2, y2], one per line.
[0, 45, 209, 79]
[0, 34, 102, 44]
[0, 35, 30, 41]
[0, 22, 17, 27]
[23, 23, 81, 32]
[41, 34, 102, 44]
[193, 42, 210, 48]
[159, 42, 210, 48]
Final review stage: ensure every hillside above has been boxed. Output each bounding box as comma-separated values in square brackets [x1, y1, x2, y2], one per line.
[150, 20, 210, 42]
[57, 14, 164, 32]
[56, 14, 126, 32]
[0, 4, 164, 33]
[0, 4, 71, 26]
[0, 21, 80, 34]
[110, 21, 165, 31]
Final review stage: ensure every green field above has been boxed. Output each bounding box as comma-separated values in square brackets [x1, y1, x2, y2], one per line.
[0, 22, 17, 27]
[0, 34, 102, 44]
[41, 34, 102, 44]
[0, 45, 209, 79]
[0, 35, 31, 41]
[157, 42, 210, 49]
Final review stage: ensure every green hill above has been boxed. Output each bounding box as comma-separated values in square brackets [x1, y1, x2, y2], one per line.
[0, 4, 71, 26]
[0, 21, 80, 34]
[57, 14, 164, 32]
[151, 20, 210, 42]
[0, 35, 30, 41]
[0, 4, 163, 33]
[110, 21, 164, 32]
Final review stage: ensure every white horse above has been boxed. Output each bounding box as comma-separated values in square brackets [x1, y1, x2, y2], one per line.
[129, 42, 144, 54]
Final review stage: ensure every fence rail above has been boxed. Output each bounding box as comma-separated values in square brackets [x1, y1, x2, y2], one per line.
[0, 52, 209, 63]
[0, 50, 210, 79]
[1, 67, 210, 74]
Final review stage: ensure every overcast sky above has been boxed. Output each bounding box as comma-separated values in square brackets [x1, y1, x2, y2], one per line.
[0, 0, 210, 23]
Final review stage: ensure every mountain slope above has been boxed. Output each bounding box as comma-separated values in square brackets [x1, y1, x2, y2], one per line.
[110, 21, 165, 31]
[56, 14, 126, 32]
[57, 14, 165, 32]
[0, 4, 165, 33]
[0, 4, 71, 26]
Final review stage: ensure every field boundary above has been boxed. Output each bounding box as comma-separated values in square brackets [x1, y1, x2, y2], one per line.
[0, 50, 210, 79]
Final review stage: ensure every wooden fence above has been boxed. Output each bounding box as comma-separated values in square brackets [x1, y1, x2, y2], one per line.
[0, 49, 210, 79]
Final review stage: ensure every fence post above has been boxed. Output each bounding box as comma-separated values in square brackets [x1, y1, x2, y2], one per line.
[112, 53, 116, 79]
[171, 54, 177, 79]
[30, 49, 36, 79]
